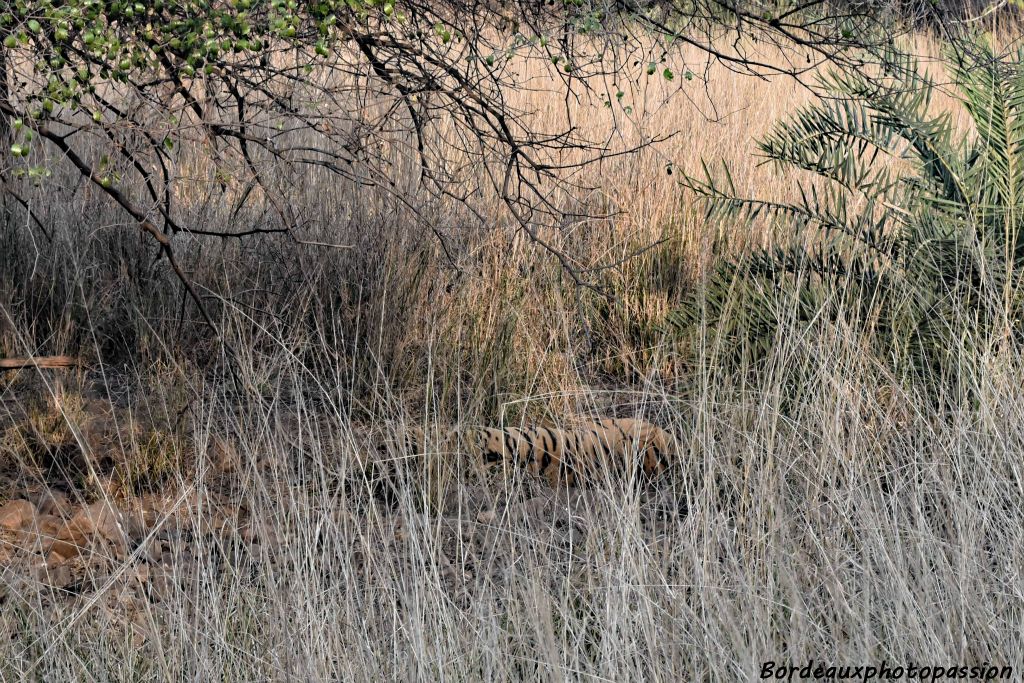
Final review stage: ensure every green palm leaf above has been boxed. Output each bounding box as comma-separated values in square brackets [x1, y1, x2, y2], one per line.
[670, 37, 1024, 390]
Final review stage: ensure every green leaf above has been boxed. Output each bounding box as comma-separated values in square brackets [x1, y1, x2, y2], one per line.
[670, 39, 1024, 392]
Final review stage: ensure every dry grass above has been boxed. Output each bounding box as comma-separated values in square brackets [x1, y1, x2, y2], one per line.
[1, 28, 1023, 681]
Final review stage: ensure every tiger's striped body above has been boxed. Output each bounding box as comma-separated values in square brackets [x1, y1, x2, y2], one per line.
[425, 418, 674, 486]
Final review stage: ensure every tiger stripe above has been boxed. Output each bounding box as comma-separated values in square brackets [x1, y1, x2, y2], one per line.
[462, 418, 673, 486]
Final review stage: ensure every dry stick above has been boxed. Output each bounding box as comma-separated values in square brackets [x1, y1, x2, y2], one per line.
[0, 355, 81, 371]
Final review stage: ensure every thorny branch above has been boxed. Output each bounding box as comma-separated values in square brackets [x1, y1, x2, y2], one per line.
[0, 0, 906, 344]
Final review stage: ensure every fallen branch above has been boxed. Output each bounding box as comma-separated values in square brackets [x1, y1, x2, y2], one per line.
[0, 356, 81, 371]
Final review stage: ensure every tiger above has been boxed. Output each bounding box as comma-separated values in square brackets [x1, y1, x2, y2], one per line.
[401, 417, 675, 487]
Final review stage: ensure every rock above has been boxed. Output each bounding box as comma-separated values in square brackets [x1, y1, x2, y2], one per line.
[41, 565, 72, 589]
[37, 558, 73, 589]
[147, 567, 175, 602]
[476, 509, 497, 524]
[49, 526, 89, 560]
[33, 514, 64, 538]
[46, 550, 70, 566]
[144, 540, 167, 564]
[35, 489, 73, 519]
[21, 514, 64, 555]
[211, 437, 239, 473]
[0, 499, 36, 531]
[239, 518, 278, 546]
[70, 500, 129, 548]
[133, 494, 165, 530]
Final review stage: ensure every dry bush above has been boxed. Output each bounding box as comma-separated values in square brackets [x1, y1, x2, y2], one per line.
[2, 316, 1022, 680]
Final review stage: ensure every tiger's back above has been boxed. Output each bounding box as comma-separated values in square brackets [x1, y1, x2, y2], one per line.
[465, 417, 674, 486]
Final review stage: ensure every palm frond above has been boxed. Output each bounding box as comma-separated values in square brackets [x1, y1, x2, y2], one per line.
[670, 38, 1024, 391]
